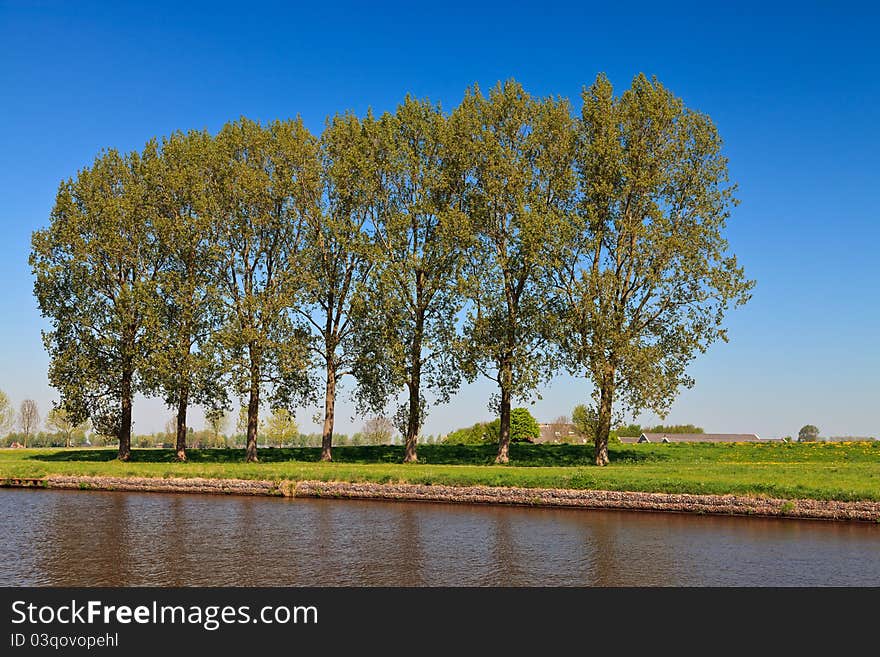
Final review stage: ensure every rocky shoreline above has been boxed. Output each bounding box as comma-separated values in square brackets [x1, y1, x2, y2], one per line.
[2, 474, 879, 522]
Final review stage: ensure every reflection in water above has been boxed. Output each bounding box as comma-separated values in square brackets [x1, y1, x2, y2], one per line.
[2, 489, 878, 586]
[588, 519, 626, 587]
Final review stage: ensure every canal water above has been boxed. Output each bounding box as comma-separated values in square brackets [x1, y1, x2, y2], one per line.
[2, 488, 877, 586]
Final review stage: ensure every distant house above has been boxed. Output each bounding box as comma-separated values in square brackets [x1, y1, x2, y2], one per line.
[537, 423, 588, 444]
[636, 433, 781, 444]
[618, 436, 641, 444]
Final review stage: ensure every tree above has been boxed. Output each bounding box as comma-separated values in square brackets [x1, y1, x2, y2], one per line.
[798, 424, 820, 442]
[442, 420, 497, 445]
[361, 416, 395, 445]
[350, 97, 470, 464]
[212, 118, 318, 462]
[31, 145, 163, 461]
[18, 399, 40, 447]
[45, 407, 90, 447]
[0, 390, 14, 435]
[265, 408, 298, 448]
[205, 408, 230, 446]
[90, 432, 115, 447]
[164, 416, 179, 438]
[549, 74, 753, 466]
[616, 423, 643, 438]
[455, 81, 576, 463]
[571, 404, 597, 437]
[141, 130, 228, 462]
[298, 112, 377, 462]
[509, 407, 540, 442]
[236, 405, 263, 443]
[646, 424, 704, 434]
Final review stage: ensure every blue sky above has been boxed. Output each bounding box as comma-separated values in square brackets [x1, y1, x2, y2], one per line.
[1, 1, 878, 438]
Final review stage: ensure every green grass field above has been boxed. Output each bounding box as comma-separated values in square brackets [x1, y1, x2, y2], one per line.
[1, 441, 879, 502]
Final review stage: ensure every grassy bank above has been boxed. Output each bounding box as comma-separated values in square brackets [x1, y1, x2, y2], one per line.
[1, 442, 878, 502]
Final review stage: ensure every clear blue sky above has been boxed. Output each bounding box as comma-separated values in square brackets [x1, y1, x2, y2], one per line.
[1, 1, 878, 438]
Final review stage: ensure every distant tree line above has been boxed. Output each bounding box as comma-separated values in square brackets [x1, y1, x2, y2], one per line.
[30, 74, 752, 466]
[610, 422, 706, 437]
[0, 391, 90, 448]
[0, 387, 412, 450]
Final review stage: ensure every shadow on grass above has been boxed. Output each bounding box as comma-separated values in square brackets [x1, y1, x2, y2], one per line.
[28, 443, 661, 467]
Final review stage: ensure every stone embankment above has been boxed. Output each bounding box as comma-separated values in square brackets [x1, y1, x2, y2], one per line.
[2, 475, 878, 522]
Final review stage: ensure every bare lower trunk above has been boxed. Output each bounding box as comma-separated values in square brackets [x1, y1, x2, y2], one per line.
[495, 360, 512, 464]
[403, 319, 424, 463]
[118, 366, 133, 462]
[403, 380, 420, 463]
[246, 387, 259, 463]
[594, 373, 614, 467]
[175, 388, 189, 462]
[320, 364, 336, 462]
[245, 346, 260, 463]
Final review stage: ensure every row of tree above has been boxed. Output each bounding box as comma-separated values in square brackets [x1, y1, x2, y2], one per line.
[30, 74, 752, 466]
[0, 388, 406, 448]
[0, 391, 88, 448]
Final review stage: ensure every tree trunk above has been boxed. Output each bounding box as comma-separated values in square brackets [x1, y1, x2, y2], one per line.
[118, 366, 133, 461]
[245, 387, 260, 462]
[175, 387, 189, 462]
[403, 317, 424, 463]
[245, 351, 260, 462]
[495, 360, 512, 464]
[594, 372, 614, 467]
[403, 381, 420, 463]
[320, 362, 336, 462]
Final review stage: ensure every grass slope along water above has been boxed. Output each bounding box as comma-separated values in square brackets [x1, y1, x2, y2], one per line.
[1, 442, 879, 504]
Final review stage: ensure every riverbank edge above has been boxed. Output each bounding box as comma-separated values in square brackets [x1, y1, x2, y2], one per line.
[3, 474, 879, 522]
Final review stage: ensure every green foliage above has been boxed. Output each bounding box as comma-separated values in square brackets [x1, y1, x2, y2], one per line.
[236, 406, 263, 436]
[571, 404, 597, 436]
[29, 75, 751, 468]
[644, 424, 704, 434]
[139, 129, 228, 432]
[349, 97, 470, 460]
[798, 425, 820, 442]
[297, 112, 379, 458]
[550, 73, 753, 464]
[615, 423, 643, 438]
[31, 145, 164, 455]
[510, 407, 540, 442]
[453, 81, 575, 461]
[44, 407, 90, 447]
[211, 117, 320, 460]
[443, 410, 539, 445]
[265, 408, 299, 448]
[443, 421, 499, 445]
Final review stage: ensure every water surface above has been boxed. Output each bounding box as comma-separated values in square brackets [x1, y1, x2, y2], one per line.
[2, 488, 877, 586]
